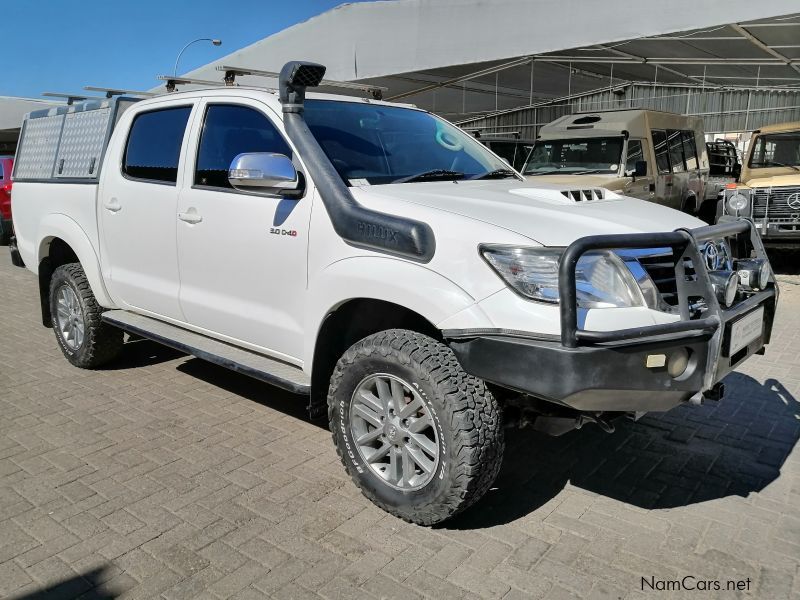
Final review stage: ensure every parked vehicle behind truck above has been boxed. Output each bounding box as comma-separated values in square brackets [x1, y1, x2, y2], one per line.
[474, 134, 535, 172]
[11, 61, 777, 525]
[522, 109, 711, 215]
[719, 121, 800, 247]
[0, 156, 14, 244]
[703, 140, 741, 222]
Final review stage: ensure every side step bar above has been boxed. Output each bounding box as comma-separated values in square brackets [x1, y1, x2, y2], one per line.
[102, 310, 311, 395]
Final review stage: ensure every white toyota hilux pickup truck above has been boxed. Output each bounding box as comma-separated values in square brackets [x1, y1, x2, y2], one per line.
[10, 62, 778, 525]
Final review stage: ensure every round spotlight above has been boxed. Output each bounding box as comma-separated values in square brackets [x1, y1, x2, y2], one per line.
[727, 192, 749, 213]
[758, 261, 770, 289]
[735, 258, 771, 291]
[667, 347, 690, 378]
[709, 270, 738, 307]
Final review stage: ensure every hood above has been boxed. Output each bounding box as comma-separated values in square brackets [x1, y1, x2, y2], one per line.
[351, 180, 704, 247]
[743, 173, 800, 188]
[523, 174, 625, 189]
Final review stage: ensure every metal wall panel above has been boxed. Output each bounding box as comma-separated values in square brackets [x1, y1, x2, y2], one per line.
[459, 85, 800, 139]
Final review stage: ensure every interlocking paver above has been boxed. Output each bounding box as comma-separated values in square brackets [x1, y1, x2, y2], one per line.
[1, 257, 800, 599]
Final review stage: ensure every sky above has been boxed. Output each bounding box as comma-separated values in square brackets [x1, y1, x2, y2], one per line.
[3, 0, 375, 99]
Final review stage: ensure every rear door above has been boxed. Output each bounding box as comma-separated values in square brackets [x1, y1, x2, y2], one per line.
[98, 102, 195, 319]
[651, 129, 681, 209]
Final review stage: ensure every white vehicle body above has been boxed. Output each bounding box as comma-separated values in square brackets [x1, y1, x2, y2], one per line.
[9, 61, 777, 524]
[13, 88, 704, 371]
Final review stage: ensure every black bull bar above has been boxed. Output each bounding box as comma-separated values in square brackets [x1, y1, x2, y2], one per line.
[558, 217, 778, 390]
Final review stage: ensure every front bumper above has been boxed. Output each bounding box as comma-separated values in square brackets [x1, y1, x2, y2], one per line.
[446, 219, 777, 413]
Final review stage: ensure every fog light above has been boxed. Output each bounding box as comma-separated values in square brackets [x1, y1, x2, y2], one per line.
[727, 192, 749, 213]
[667, 347, 690, 378]
[709, 270, 738, 307]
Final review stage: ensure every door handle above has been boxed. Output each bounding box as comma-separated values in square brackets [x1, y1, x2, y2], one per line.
[178, 210, 203, 224]
[103, 198, 122, 212]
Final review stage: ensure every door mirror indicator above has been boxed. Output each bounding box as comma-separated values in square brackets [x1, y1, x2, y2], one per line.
[228, 153, 299, 193]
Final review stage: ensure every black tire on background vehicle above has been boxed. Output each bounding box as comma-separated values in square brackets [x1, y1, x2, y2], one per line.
[328, 329, 504, 525]
[49, 263, 123, 368]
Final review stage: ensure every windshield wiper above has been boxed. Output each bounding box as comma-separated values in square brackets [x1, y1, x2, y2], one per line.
[469, 168, 519, 180]
[759, 160, 800, 173]
[569, 169, 604, 175]
[393, 169, 464, 183]
[525, 169, 563, 176]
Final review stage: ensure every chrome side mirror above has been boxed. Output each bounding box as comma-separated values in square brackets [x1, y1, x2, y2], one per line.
[228, 153, 298, 193]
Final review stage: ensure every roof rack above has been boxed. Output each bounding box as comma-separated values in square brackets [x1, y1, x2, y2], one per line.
[84, 86, 157, 98]
[216, 65, 388, 99]
[42, 92, 94, 105]
[157, 75, 233, 93]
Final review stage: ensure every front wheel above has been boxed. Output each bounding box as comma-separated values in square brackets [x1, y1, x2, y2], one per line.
[49, 263, 123, 368]
[328, 329, 504, 525]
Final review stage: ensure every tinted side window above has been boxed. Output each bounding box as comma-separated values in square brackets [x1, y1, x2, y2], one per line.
[682, 130, 698, 170]
[625, 139, 644, 173]
[123, 107, 192, 183]
[651, 130, 671, 174]
[195, 105, 292, 189]
[667, 130, 685, 173]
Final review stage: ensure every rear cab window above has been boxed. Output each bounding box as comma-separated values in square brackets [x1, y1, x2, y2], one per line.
[123, 106, 193, 184]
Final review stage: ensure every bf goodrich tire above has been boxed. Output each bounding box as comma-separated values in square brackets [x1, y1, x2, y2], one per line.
[49, 263, 123, 368]
[328, 329, 504, 525]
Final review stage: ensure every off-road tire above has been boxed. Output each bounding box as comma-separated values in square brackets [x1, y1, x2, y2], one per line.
[49, 263, 123, 368]
[328, 329, 504, 525]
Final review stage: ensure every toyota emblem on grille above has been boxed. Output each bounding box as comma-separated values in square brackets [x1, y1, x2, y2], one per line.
[787, 192, 800, 211]
[703, 242, 721, 271]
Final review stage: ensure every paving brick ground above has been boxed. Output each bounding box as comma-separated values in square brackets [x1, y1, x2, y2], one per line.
[1, 255, 799, 599]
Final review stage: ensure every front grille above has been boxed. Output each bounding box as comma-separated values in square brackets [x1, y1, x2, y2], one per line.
[752, 186, 800, 221]
[638, 254, 680, 306]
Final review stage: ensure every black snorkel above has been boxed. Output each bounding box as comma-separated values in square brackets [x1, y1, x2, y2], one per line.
[278, 61, 435, 263]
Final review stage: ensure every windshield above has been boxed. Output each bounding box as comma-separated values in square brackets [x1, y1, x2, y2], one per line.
[749, 132, 800, 169]
[523, 137, 624, 175]
[303, 100, 511, 185]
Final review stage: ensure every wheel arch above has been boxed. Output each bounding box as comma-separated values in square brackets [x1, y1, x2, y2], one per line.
[36, 215, 114, 327]
[305, 257, 481, 418]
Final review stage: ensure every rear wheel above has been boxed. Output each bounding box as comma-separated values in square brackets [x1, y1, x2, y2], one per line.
[49, 263, 123, 368]
[328, 329, 503, 525]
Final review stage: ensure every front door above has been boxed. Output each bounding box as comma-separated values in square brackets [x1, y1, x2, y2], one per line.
[98, 103, 195, 319]
[175, 99, 311, 362]
[621, 138, 653, 200]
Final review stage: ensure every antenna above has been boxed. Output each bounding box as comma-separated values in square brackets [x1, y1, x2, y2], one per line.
[216, 65, 388, 99]
[157, 75, 229, 92]
[42, 92, 93, 105]
[84, 86, 157, 98]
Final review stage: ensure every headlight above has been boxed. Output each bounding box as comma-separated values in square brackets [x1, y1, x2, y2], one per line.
[480, 246, 647, 308]
[726, 191, 749, 213]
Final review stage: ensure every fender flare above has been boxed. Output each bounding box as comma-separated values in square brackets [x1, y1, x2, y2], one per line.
[37, 214, 115, 308]
[303, 256, 489, 367]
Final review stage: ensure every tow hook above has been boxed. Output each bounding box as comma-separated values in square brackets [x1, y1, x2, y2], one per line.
[688, 382, 725, 406]
[576, 414, 615, 433]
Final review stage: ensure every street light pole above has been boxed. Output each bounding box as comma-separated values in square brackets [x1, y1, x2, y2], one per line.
[173, 38, 222, 77]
